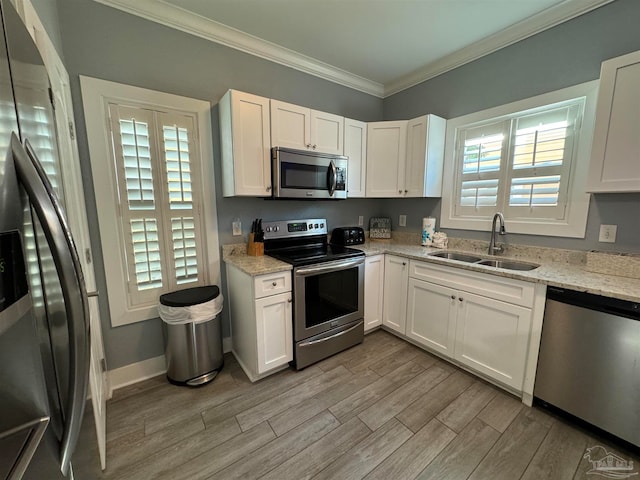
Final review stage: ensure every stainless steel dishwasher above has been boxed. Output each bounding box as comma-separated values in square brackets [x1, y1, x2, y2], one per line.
[535, 286, 640, 448]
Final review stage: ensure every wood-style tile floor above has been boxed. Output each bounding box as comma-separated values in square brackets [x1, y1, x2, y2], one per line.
[74, 330, 639, 480]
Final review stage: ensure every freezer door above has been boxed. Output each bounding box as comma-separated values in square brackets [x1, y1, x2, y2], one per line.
[12, 135, 90, 476]
[0, 231, 52, 479]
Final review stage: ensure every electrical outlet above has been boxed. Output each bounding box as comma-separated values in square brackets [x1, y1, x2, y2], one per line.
[598, 224, 617, 243]
[399, 215, 407, 227]
[232, 219, 242, 236]
[358, 216, 364, 226]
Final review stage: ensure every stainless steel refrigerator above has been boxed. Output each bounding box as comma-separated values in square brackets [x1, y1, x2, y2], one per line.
[0, 1, 90, 478]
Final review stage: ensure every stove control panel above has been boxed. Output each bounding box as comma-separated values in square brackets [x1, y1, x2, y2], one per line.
[263, 218, 327, 240]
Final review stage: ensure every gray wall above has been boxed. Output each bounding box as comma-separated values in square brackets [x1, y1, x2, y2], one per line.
[25, 0, 64, 58]
[383, 0, 640, 254]
[56, 0, 384, 369]
[53, 0, 640, 370]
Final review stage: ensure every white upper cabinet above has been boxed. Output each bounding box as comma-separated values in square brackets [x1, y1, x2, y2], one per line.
[219, 90, 272, 197]
[366, 114, 445, 198]
[405, 115, 446, 197]
[311, 110, 344, 154]
[587, 50, 640, 192]
[366, 120, 407, 197]
[270, 99, 344, 154]
[344, 118, 367, 197]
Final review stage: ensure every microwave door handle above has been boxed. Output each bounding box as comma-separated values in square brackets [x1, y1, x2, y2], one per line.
[328, 160, 337, 196]
[12, 134, 90, 476]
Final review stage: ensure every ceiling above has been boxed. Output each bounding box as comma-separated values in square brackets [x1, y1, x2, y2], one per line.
[96, 0, 614, 97]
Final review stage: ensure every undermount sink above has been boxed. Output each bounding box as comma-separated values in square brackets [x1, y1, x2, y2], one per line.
[428, 251, 483, 263]
[428, 250, 540, 271]
[476, 259, 539, 271]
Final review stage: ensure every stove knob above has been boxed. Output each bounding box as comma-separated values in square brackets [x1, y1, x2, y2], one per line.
[274, 226, 280, 232]
[320, 223, 324, 228]
[308, 223, 313, 229]
[265, 226, 271, 232]
[314, 223, 319, 228]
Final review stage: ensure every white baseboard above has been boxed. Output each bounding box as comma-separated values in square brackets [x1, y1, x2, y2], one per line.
[107, 336, 232, 397]
[108, 355, 167, 397]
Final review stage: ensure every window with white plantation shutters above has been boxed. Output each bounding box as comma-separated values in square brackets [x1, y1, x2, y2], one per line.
[452, 98, 585, 225]
[108, 104, 204, 307]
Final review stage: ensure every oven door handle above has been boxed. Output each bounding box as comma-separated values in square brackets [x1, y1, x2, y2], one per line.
[298, 320, 363, 347]
[295, 257, 364, 276]
[328, 159, 337, 196]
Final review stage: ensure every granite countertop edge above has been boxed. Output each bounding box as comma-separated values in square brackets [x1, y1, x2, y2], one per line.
[222, 242, 640, 303]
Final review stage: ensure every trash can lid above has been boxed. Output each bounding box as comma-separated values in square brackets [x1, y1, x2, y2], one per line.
[159, 285, 220, 307]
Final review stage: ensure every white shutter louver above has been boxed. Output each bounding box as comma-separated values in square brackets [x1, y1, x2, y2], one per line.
[130, 218, 163, 290]
[119, 119, 155, 210]
[455, 123, 508, 215]
[506, 105, 579, 219]
[163, 125, 193, 210]
[172, 217, 198, 284]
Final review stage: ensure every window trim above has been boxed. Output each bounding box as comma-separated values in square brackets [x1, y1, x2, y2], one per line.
[441, 80, 598, 238]
[80, 76, 220, 327]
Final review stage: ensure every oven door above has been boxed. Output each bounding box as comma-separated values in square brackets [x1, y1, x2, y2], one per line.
[294, 257, 364, 341]
[272, 148, 347, 199]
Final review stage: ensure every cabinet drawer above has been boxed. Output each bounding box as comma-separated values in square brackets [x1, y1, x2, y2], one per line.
[254, 271, 292, 299]
[409, 260, 535, 308]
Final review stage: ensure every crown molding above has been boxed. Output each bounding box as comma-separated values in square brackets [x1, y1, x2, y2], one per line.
[383, 0, 615, 97]
[92, 0, 385, 97]
[94, 0, 614, 100]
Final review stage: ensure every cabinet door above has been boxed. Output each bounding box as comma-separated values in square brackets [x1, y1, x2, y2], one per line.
[405, 114, 446, 197]
[404, 116, 427, 197]
[311, 110, 344, 154]
[406, 278, 457, 356]
[344, 118, 367, 198]
[364, 255, 384, 331]
[220, 90, 272, 196]
[255, 292, 293, 374]
[454, 292, 531, 390]
[382, 255, 408, 334]
[270, 99, 310, 150]
[366, 121, 407, 197]
[587, 50, 640, 192]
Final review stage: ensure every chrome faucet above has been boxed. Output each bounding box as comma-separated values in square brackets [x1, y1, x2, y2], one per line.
[488, 212, 506, 255]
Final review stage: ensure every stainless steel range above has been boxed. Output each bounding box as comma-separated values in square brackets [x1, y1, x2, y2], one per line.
[263, 219, 364, 369]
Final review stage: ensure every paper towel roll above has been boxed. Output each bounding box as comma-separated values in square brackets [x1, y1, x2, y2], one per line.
[421, 217, 436, 246]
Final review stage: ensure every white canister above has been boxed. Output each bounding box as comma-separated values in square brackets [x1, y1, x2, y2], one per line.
[421, 217, 436, 246]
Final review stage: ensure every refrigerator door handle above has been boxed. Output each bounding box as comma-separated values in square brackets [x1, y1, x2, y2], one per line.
[11, 133, 90, 476]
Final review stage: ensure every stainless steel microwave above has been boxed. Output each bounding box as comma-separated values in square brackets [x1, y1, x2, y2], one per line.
[271, 147, 348, 199]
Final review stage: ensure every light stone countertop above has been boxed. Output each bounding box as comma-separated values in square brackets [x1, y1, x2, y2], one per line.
[222, 244, 292, 276]
[222, 239, 640, 303]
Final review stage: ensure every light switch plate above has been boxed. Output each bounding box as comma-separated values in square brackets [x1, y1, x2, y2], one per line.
[598, 224, 617, 243]
[358, 216, 364, 226]
[399, 215, 407, 227]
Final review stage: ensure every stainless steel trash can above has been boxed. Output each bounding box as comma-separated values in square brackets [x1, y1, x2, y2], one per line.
[159, 285, 224, 386]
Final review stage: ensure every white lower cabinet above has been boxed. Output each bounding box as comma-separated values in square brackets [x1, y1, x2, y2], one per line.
[364, 255, 384, 331]
[227, 265, 293, 381]
[454, 292, 531, 390]
[402, 259, 540, 394]
[255, 292, 293, 374]
[406, 278, 456, 357]
[382, 255, 409, 334]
